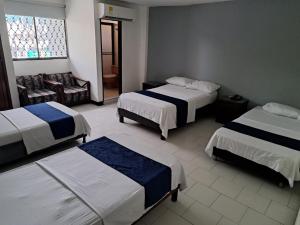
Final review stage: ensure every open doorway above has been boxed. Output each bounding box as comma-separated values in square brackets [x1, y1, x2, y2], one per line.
[100, 19, 122, 101]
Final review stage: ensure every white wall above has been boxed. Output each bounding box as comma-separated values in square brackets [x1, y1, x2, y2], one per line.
[98, 1, 149, 93]
[4, 0, 70, 77]
[122, 5, 149, 92]
[0, 0, 19, 107]
[66, 0, 102, 102]
[13, 59, 70, 76]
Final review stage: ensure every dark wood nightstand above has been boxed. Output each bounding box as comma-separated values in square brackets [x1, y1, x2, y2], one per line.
[215, 96, 249, 124]
[142, 81, 166, 90]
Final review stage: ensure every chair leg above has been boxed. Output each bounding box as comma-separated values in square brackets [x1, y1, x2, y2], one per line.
[119, 116, 124, 123]
[83, 136, 86, 143]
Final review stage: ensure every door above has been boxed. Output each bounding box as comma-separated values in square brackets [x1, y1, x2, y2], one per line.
[0, 36, 12, 110]
[100, 19, 122, 101]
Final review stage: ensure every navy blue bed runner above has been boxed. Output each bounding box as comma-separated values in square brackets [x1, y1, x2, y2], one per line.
[24, 103, 75, 140]
[79, 136, 172, 208]
[136, 90, 188, 127]
[224, 122, 300, 151]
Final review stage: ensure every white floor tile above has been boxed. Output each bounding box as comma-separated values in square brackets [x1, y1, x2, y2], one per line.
[288, 193, 300, 210]
[212, 177, 243, 198]
[217, 217, 237, 225]
[240, 209, 281, 225]
[182, 202, 222, 225]
[163, 193, 195, 215]
[174, 149, 202, 162]
[266, 201, 297, 225]
[152, 210, 191, 225]
[211, 195, 247, 223]
[190, 168, 219, 186]
[183, 176, 198, 193]
[237, 189, 270, 213]
[186, 183, 220, 206]
[233, 172, 263, 192]
[258, 183, 292, 205]
[210, 163, 239, 180]
[138, 204, 168, 225]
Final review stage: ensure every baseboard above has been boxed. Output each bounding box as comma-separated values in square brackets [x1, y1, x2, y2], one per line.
[90, 100, 104, 106]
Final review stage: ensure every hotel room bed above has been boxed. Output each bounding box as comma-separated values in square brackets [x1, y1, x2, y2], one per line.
[205, 106, 300, 187]
[0, 133, 186, 225]
[0, 102, 90, 165]
[118, 84, 217, 139]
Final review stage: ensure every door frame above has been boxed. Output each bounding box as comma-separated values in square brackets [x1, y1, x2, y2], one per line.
[0, 35, 12, 110]
[100, 19, 122, 101]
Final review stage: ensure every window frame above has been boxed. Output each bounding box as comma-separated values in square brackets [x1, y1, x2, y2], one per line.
[6, 15, 69, 61]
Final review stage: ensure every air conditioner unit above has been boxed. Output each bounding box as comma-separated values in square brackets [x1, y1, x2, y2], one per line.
[98, 3, 136, 21]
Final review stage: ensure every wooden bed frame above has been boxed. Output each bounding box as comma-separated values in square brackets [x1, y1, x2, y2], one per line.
[0, 134, 87, 167]
[118, 104, 214, 140]
[213, 147, 289, 187]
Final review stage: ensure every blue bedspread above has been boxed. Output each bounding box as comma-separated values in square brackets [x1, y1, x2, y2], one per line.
[79, 136, 172, 208]
[24, 103, 75, 140]
[136, 90, 188, 127]
[224, 122, 300, 151]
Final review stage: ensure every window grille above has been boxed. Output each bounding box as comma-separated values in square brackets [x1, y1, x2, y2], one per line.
[5, 15, 67, 60]
[6, 15, 38, 59]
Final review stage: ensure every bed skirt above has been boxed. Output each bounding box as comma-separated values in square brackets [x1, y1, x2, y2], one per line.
[0, 134, 86, 167]
[118, 104, 215, 140]
[213, 147, 289, 187]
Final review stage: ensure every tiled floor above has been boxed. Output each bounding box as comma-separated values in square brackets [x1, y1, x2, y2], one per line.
[73, 103, 300, 225]
[3, 102, 299, 225]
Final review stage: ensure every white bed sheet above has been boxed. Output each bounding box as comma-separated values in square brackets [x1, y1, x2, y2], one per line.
[0, 114, 22, 146]
[1, 102, 91, 154]
[117, 84, 217, 138]
[0, 164, 101, 225]
[0, 134, 186, 225]
[205, 107, 300, 187]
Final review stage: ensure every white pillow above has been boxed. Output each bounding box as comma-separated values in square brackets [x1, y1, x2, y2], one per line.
[262, 102, 300, 119]
[186, 80, 220, 93]
[166, 76, 194, 87]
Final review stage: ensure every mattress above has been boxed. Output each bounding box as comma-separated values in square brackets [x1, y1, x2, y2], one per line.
[0, 133, 186, 225]
[118, 84, 217, 138]
[205, 106, 300, 187]
[0, 113, 22, 146]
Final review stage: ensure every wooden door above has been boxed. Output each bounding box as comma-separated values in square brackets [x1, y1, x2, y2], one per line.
[0, 35, 12, 110]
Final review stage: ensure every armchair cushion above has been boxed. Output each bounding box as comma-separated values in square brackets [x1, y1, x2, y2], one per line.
[32, 74, 45, 90]
[27, 89, 57, 105]
[63, 73, 76, 87]
[64, 86, 89, 104]
[16, 75, 58, 106]
[44, 72, 90, 106]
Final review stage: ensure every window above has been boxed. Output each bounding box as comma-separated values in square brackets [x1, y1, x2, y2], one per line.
[6, 15, 67, 60]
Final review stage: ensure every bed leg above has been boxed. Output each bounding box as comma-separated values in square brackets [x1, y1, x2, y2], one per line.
[83, 136, 86, 143]
[171, 189, 178, 202]
[119, 116, 124, 123]
[160, 135, 166, 141]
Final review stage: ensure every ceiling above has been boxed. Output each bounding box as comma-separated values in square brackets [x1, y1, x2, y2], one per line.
[123, 0, 232, 6]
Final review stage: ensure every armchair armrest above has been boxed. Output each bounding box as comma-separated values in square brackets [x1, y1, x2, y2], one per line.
[17, 84, 29, 106]
[73, 76, 90, 87]
[73, 76, 91, 101]
[43, 79, 64, 104]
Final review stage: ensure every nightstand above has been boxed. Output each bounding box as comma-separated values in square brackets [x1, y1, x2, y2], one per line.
[142, 81, 166, 90]
[215, 96, 249, 124]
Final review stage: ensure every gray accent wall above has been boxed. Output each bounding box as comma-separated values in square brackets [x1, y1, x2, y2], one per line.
[147, 0, 300, 108]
